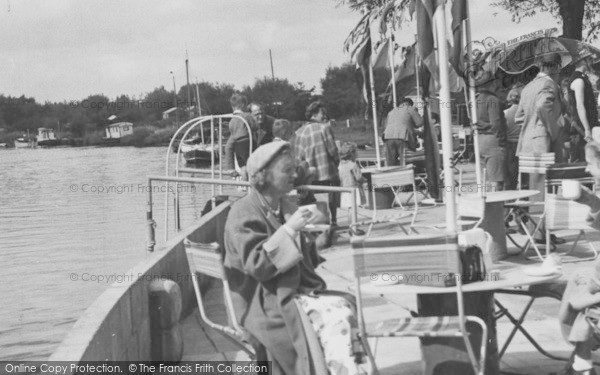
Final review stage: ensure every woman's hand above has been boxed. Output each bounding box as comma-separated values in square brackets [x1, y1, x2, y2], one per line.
[286, 207, 313, 231]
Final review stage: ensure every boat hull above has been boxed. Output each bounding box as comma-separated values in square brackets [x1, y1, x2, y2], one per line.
[14, 140, 35, 148]
[49, 202, 230, 361]
[37, 139, 61, 147]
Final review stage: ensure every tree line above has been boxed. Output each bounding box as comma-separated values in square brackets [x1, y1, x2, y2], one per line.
[0, 63, 369, 145]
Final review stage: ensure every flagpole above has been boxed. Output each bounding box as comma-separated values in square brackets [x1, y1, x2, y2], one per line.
[414, 35, 421, 107]
[369, 62, 382, 168]
[388, 32, 398, 107]
[464, 0, 482, 194]
[434, 3, 457, 234]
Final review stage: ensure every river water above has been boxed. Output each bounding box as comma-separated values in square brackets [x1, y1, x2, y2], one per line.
[0, 146, 226, 360]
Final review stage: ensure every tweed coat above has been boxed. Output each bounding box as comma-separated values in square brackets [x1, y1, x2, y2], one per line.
[515, 73, 563, 155]
[223, 189, 326, 375]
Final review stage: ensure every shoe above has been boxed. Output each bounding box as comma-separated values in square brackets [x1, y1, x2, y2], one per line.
[350, 227, 366, 236]
[551, 234, 566, 245]
[534, 235, 566, 245]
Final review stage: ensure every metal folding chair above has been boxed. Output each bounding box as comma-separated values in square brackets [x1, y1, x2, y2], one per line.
[184, 238, 256, 357]
[494, 281, 570, 362]
[367, 165, 419, 234]
[351, 234, 487, 375]
[545, 193, 599, 262]
[504, 153, 556, 259]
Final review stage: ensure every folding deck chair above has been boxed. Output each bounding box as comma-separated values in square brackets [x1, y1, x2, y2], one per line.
[366, 165, 419, 234]
[351, 234, 487, 375]
[504, 153, 556, 259]
[184, 206, 331, 372]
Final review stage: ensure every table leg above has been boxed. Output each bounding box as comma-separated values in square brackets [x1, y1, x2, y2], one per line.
[418, 292, 499, 375]
[480, 201, 508, 262]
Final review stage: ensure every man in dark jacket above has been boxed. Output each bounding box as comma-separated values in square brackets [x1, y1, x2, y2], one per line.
[250, 103, 275, 146]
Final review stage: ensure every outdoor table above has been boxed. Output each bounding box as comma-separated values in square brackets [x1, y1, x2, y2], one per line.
[359, 265, 561, 375]
[460, 190, 539, 262]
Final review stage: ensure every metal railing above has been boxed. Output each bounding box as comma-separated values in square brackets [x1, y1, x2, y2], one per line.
[165, 114, 253, 239]
[146, 175, 359, 252]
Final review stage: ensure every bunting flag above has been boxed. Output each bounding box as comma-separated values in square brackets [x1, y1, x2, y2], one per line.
[448, 0, 467, 75]
[415, 0, 443, 87]
[372, 38, 391, 69]
[344, 12, 371, 65]
[344, 13, 372, 112]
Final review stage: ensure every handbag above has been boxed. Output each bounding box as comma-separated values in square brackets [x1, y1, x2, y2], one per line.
[399, 245, 486, 287]
[459, 245, 486, 284]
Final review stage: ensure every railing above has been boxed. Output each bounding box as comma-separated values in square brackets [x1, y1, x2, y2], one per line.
[145, 175, 359, 252]
[165, 114, 253, 238]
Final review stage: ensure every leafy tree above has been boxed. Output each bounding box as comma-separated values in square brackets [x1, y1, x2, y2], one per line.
[244, 77, 315, 121]
[321, 63, 363, 119]
[143, 86, 175, 121]
[491, 0, 600, 42]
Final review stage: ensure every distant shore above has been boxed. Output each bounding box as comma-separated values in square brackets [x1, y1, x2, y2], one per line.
[1, 118, 377, 149]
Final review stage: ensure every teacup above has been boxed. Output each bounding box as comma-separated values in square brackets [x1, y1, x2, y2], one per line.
[542, 254, 562, 270]
[562, 180, 582, 200]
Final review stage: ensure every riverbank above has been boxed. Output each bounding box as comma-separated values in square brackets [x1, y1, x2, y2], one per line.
[0, 117, 378, 150]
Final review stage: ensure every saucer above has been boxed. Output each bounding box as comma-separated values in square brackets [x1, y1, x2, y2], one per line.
[301, 224, 330, 233]
[370, 275, 399, 286]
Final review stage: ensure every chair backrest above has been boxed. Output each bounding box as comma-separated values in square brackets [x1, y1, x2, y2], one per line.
[545, 193, 592, 231]
[457, 194, 486, 220]
[518, 153, 555, 174]
[185, 240, 225, 279]
[546, 162, 595, 193]
[351, 234, 460, 279]
[370, 165, 415, 188]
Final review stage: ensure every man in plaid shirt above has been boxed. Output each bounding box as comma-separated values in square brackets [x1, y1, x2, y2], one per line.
[294, 101, 341, 226]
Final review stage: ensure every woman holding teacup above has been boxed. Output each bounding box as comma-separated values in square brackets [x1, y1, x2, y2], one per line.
[223, 141, 369, 375]
[558, 141, 600, 375]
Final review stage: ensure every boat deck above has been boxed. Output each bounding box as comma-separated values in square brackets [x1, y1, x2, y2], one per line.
[180, 164, 600, 374]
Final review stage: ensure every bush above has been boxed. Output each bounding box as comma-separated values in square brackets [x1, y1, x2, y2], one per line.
[143, 127, 176, 146]
[121, 126, 155, 147]
[82, 131, 104, 146]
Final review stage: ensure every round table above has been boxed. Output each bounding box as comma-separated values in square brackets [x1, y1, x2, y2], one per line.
[359, 265, 561, 375]
[460, 190, 539, 262]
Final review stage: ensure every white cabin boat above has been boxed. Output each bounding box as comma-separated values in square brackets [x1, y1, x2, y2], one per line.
[103, 122, 133, 145]
[37, 127, 59, 147]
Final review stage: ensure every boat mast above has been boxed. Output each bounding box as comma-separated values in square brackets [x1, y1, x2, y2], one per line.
[186, 51, 191, 120]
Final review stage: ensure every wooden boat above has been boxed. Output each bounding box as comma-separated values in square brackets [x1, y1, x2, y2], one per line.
[102, 122, 134, 146]
[37, 127, 60, 147]
[14, 137, 36, 148]
[180, 136, 221, 164]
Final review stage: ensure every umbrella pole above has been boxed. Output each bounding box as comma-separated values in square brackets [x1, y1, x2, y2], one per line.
[465, 0, 482, 195]
[369, 61, 382, 168]
[435, 3, 457, 234]
[415, 34, 421, 110]
[389, 32, 398, 107]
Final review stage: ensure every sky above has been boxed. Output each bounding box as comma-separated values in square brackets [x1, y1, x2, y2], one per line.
[0, 0, 573, 103]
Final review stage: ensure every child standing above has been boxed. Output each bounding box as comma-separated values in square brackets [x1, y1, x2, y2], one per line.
[338, 142, 366, 208]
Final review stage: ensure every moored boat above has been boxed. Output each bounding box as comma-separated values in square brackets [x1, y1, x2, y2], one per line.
[180, 136, 220, 164]
[37, 127, 60, 147]
[103, 122, 134, 146]
[14, 137, 36, 148]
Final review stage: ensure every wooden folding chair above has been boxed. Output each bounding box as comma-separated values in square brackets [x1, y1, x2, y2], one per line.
[351, 234, 487, 375]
